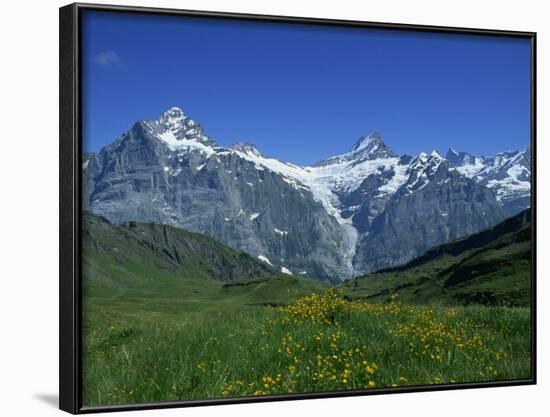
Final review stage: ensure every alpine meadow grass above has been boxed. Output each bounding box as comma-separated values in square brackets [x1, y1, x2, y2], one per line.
[82, 289, 531, 406]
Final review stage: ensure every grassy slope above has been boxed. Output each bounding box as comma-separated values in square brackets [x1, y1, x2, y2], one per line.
[82, 211, 326, 316]
[82, 212, 325, 299]
[343, 210, 531, 306]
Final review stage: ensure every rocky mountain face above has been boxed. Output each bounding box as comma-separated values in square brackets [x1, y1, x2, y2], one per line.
[352, 155, 506, 274]
[83, 107, 530, 280]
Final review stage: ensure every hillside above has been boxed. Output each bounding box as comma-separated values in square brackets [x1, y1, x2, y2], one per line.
[83, 212, 273, 297]
[82, 212, 325, 301]
[342, 210, 532, 306]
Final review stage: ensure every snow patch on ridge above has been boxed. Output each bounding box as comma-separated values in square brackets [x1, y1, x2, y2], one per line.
[158, 130, 216, 156]
[378, 164, 409, 194]
[258, 255, 273, 266]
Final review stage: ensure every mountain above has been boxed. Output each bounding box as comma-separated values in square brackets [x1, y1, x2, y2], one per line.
[352, 154, 507, 274]
[445, 147, 531, 215]
[343, 209, 531, 306]
[315, 131, 396, 166]
[83, 109, 355, 282]
[83, 106, 530, 280]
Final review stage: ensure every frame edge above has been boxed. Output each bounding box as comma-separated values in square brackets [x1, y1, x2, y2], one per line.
[70, 2, 536, 38]
[60, 3, 79, 414]
[530, 32, 537, 385]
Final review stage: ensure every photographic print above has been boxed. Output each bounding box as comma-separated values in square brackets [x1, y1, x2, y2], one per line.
[67, 5, 534, 411]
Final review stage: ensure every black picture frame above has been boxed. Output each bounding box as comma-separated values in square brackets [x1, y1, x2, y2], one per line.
[59, 2, 537, 414]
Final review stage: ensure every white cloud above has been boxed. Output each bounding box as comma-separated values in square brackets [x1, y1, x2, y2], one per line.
[92, 50, 122, 67]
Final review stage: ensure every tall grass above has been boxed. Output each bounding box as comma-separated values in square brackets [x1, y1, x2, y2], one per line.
[83, 291, 531, 406]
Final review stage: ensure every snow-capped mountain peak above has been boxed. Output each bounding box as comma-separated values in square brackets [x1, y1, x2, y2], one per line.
[154, 107, 209, 140]
[159, 106, 185, 126]
[316, 131, 396, 167]
[144, 107, 217, 153]
[349, 131, 396, 159]
[350, 131, 383, 151]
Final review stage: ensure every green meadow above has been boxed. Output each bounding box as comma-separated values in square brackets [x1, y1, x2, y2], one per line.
[82, 282, 531, 405]
[82, 213, 532, 406]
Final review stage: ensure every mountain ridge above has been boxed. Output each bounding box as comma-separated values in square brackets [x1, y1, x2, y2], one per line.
[83, 106, 530, 280]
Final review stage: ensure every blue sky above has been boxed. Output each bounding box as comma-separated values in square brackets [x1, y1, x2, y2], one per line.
[82, 11, 531, 165]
